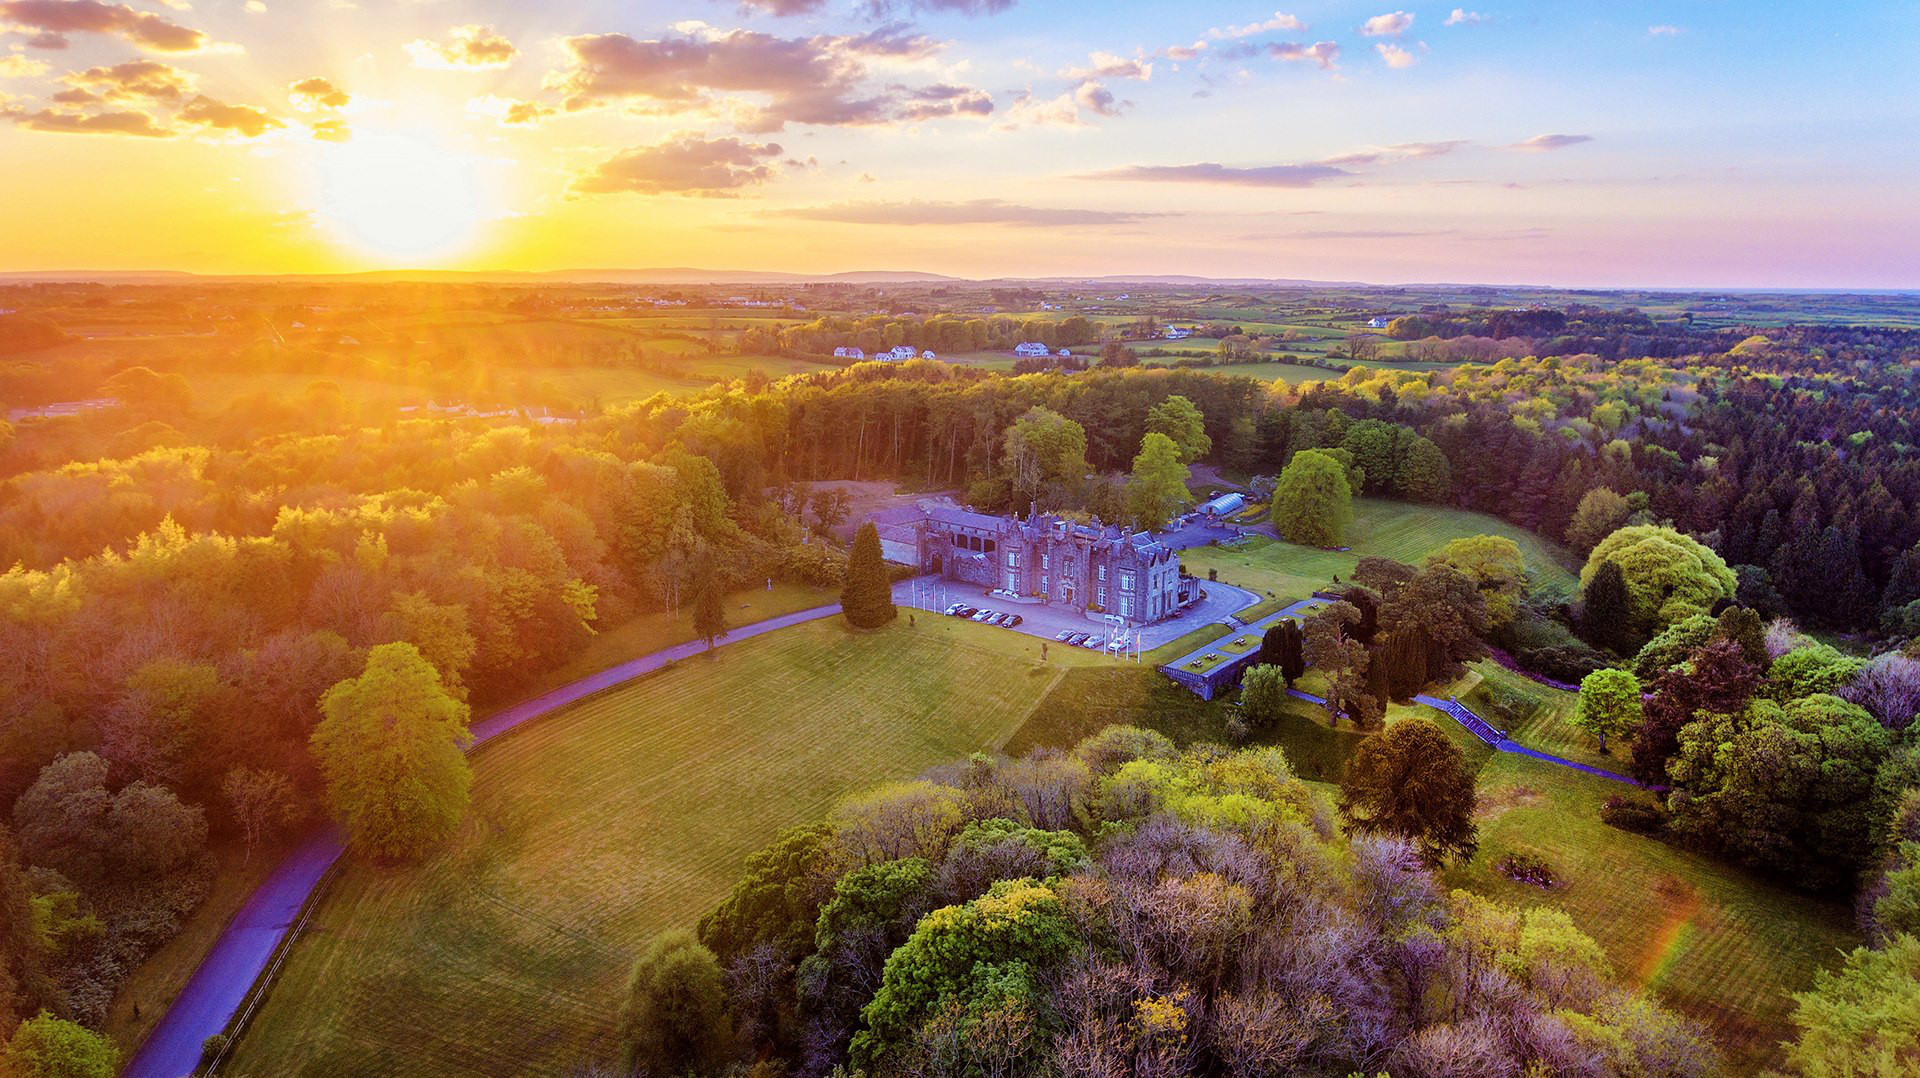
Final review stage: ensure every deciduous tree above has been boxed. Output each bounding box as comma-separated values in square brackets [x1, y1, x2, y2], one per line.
[1144, 395, 1211, 463]
[1272, 449, 1352, 549]
[1573, 668, 1641, 753]
[618, 930, 733, 1077]
[1339, 718, 1479, 865]
[1124, 432, 1191, 532]
[310, 643, 472, 861]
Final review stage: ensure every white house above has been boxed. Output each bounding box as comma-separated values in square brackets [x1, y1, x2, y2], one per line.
[833, 346, 866, 359]
[1164, 326, 1193, 340]
[1366, 316, 1391, 329]
[1057, 348, 1072, 357]
[883, 345, 917, 361]
[921, 349, 937, 359]
[1013, 341, 1051, 357]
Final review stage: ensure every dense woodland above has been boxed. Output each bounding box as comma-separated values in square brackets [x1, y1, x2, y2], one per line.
[1, 289, 1919, 1073]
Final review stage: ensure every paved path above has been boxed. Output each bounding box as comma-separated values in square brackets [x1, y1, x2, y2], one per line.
[126, 601, 846, 1078]
[1282, 685, 1644, 787]
[1162, 598, 1321, 673]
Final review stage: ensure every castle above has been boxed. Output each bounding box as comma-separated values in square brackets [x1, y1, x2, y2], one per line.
[875, 503, 1195, 624]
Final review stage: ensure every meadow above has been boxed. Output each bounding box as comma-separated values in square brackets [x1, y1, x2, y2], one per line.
[223, 617, 1105, 1076]
[1177, 498, 1581, 601]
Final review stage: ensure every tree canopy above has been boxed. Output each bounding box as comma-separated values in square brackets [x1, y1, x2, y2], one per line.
[1271, 449, 1353, 548]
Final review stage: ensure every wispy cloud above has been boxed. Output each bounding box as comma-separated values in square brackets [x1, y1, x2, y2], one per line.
[1509, 132, 1592, 151]
[1648, 24, 1683, 36]
[1061, 50, 1151, 81]
[573, 134, 783, 196]
[287, 75, 347, 111]
[1359, 10, 1414, 37]
[767, 198, 1164, 227]
[1268, 40, 1340, 69]
[1445, 9, 1487, 26]
[1081, 161, 1351, 187]
[0, 0, 216, 52]
[1210, 11, 1305, 39]
[8, 103, 172, 135]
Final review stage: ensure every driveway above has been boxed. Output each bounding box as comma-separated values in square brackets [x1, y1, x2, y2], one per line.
[898, 574, 1261, 651]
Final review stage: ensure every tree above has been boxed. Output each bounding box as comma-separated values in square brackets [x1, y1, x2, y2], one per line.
[1633, 638, 1760, 784]
[1840, 653, 1920, 732]
[618, 930, 732, 1077]
[221, 767, 299, 861]
[810, 487, 850, 535]
[11, 752, 205, 882]
[1145, 395, 1211, 463]
[0, 1012, 118, 1078]
[1256, 620, 1305, 686]
[1394, 435, 1450, 503]
[692, 566, 730, 653]
[1565, 489, 1633, 553]
[1429, 536, 1527, 628]
[1097, 339, 1135, 368]
[1339, 718, 1479, 865]
[1573, 669, 1642, 753]
[1304, 602, 1378, 729]
[841, 522, 897, 630]
[1580, 559, 1634, 654]
[1579, 525, 1738, 644]
[310, 643, 473, 861]
[1239, 665, 1292, 730]
[1002, 406, 1087, 508]
[1782, 934, 1920, 1076]
[0, 828, 50, 1033]
[1271, 449, 1352, 549]
[1124, 432, 1191, 532]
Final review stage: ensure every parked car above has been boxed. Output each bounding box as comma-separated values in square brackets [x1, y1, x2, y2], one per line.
[944, 603, 967, 616]
[1106, 638, 1126, 652]
[955, 605, 977, 617]
[1054, 629, 1076, 641]
[1083, 637, 1105, 649]
[1003, 614, 1023, 628]
[989, 612, 1010, 625]
[1066, 633, 1090, 646]
[972, 609, 995, 622]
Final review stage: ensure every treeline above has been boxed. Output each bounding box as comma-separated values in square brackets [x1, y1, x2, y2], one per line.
[742, 313, 1103, 357]
[1383, 303, 1739, 360]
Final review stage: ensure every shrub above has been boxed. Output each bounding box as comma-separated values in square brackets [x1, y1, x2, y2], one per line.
[1601, 795, 1667, 836]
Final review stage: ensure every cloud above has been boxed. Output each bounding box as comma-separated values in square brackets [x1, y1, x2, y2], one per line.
[1359, 10, 1414, 36]
[406, 24, 517, 70]
[1083, 161, 1350, 187]
[466, 93, 557, 126]
[1445, 9, 1486, 26]
[767, 198, 1161, 227]
[1073, 79, 1126, 117]
[59, 57, 195, 100]
[1061, 50, 1150, 81]
[0, 54, 48, 76]
[177, 94, 279, 136]
[1319, 139, 1465, 166]
[731, 0, 825, 13]
[1509, 132, 1592, 151]
[243, 0, 265, 12]
[1375, 42, 1415, 68]
[573, 134, 782, 196]
[545, 26, 981, 132]
[1648, 24, 1683, 36]
[10, 104, 170, 134]
[1268, 40, 1339, 69]
[860, 0, 1014, 16]
[0, 0, 211, 51]
[308, 116, 348, 141]
[1210, 11, 1305, 38]
[288, 75, 347, 110]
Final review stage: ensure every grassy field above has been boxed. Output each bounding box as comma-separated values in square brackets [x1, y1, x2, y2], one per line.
[1449, 754, 1857, 1072]
[224, 617, 1104, 1076]
[1461, 660, 1621, 771]
[1179, 498, 1580, 602]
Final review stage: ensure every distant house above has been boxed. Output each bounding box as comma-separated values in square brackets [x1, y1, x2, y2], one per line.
[833, 346, 866, 359]
[921, 349, 937, 359]
[1366, 316, 1392, 329]
[1013, 341, 1051, 357]
[1164, 326, 1193, 340]
[1058, 348, 1072, 357]
[883, 344, 917, 361]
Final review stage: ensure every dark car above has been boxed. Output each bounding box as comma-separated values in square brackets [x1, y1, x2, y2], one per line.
[1066, 632, 1090, 646]
[955, 605, 977, 617]
[1003, 614, 1023, 628]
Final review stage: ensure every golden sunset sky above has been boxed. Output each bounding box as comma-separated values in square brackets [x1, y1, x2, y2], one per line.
[1, 0, 1915, 286]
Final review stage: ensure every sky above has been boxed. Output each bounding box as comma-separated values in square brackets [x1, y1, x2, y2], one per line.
[0, 0, 1916, 287]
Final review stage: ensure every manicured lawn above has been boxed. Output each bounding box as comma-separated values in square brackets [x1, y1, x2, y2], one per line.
[1179, 498, 1579, 602]
[1143, 622, 1233, 664]
[224, 618, 1101, 1075]
[1448, 754, 1858, 1072]
[1462, 660, 1622, 771]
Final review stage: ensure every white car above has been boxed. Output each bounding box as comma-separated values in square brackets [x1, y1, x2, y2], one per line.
[1082, 636, 1105, 649]
[972, 609, 995, 622]
[1106, 638, 1127, 653]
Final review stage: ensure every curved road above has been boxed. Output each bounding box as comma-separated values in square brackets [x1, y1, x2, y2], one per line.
[124, 602, 842, 1078]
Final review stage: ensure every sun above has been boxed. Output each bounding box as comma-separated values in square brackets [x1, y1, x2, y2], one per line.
[310, 129, 497, 263]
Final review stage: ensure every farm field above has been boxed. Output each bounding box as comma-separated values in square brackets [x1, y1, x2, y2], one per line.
[224, 617, 1104, 1076]
[1449, 753, 1857, 1072]
[1178, 498, 1581, 602]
